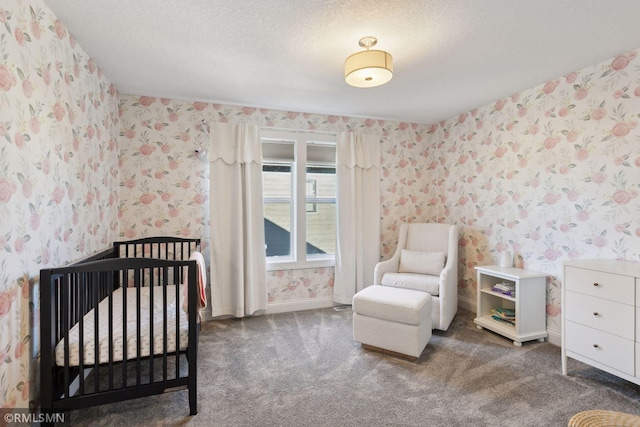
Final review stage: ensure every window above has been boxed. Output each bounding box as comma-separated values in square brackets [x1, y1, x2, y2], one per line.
[262, 129, 336, 269]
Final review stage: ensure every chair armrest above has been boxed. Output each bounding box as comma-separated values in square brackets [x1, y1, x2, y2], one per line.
[374, 224, 408, 285]
[437, 224, 459, 330]
[439, 261, 457, 293]
[374, 256, 400, 285]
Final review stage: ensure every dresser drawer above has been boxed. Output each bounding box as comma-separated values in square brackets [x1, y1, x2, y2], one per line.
[565, 291, 634, 339]
[565, 321, 634, 375]
[565, 266, 634, 304]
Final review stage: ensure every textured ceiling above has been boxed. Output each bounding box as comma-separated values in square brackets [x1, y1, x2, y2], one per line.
[43, 0, 640, 124]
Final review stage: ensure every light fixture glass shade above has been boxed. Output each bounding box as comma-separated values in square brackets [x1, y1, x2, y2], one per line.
[344, 49, 393, 88]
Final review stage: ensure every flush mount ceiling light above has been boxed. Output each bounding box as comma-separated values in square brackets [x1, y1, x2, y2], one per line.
[344, 36, 393, 88]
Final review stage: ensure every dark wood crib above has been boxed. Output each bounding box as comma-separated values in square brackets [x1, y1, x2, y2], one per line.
[39, 237, 201, 420]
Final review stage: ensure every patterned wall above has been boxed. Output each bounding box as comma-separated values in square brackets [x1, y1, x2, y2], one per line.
[0, 0, 119, 411]
[119, 48, 640, 336]
[117, 96, 431, 305]
[429, 49, 640, 334]
[3, 0, 640, 412]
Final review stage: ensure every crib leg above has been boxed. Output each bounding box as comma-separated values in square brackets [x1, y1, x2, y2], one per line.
[188, 352, 197, 415]
[189, 386, 197, 415]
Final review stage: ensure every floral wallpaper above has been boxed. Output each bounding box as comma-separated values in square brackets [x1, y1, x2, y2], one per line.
[117, 95, 430, 306]
[267, 268, 335, 303]
[119, 47, 640, 337]
[120, 47, 640, 338]
[0, 0, 119, 413]
[3, 0, 640, 413]
[427, 49, 640, 334]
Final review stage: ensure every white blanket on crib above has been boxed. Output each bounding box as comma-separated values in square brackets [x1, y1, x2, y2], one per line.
[55, 285, 189, 367]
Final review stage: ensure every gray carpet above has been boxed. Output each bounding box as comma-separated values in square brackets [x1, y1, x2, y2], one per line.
[68, 307, 640, 426]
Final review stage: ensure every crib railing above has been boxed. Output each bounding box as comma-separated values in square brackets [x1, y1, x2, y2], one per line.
[40, 257, 198, 411]
[114, 236, 200, 261]
[40, 237, 201, 417]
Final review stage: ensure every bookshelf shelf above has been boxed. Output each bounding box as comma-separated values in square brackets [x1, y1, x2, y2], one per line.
[477, 314, 515, 332]
[474, 265, 548, 346]
[479, 288, 516, 302]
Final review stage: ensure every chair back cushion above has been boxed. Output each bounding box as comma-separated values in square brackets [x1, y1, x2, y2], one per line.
[405, 223, 451, 253]
[398, 250, 445, 276]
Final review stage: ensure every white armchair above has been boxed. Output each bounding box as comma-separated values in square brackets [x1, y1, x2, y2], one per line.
[374, 223, 459, 331]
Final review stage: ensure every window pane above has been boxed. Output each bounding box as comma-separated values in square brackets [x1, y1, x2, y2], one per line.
[307, 166, 335, 198]
[306, 163, 335, 256]
[306, 202, 335, 256]
[306, 179, 317, 212]
[263, 164, 292, 198]
[264, 202, 292, 258]
[262, 134, 336, 263]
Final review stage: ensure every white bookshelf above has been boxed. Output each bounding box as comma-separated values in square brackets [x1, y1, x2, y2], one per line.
[474, 265, 548, 346]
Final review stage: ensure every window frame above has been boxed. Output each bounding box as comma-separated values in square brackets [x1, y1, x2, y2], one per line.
[261, 129, 337, 271]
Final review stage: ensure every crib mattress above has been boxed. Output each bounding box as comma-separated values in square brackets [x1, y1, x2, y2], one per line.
[55, 285, 189, 367]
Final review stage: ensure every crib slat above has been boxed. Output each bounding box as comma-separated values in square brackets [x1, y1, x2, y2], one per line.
[174, 264, 180, 379]
[162, 267, 168, 382]
[78, 272, 85, 396]
[122, 268, 128, 388]
[108, 272, 114, 391]
[54, 279, 60, 357]
[135, 265, 142, 386]
[92, 271, 100, 394]
[149, 267, 155, 384]
[62, 274, 70, 399]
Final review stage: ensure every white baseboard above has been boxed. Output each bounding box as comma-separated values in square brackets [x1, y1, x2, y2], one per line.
[266, 297, 335, 314]
[458, 295, 476, 313]
[201, 309, 214, 322]
[205, 295, 563, 347]
[202, 298, 337, 320]
[546, 328, 561, 347]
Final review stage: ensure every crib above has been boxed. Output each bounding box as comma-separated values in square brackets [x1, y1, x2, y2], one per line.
[39, 237, 202, 418]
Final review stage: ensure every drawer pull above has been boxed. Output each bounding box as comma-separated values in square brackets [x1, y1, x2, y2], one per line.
[593, 282, 599, 287]
[593, 344, 599, 348]
[593, 312, 599, 316]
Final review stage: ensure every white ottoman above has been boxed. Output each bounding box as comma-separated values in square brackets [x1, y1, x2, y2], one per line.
[352, 285, 432, 359]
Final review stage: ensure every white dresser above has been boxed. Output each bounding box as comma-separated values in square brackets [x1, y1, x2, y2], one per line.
[562, 259, 640, 385]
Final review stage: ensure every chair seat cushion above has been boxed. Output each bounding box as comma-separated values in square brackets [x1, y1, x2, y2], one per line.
[381, 272, 440, 295]
[352, 285, 431, 326]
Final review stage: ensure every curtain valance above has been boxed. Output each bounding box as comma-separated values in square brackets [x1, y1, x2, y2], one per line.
[336, 132, 380, 169]
[209, 122, 261, 164]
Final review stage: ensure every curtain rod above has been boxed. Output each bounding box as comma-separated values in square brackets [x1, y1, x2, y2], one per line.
[260, 127, 385, 140]
[200, 122, 340, 137]
[260, 126, 337, 136]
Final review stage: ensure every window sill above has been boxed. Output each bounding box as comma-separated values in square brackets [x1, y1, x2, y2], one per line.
[266, 257, 335, 271]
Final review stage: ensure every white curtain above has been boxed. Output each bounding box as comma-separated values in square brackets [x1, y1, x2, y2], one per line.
[209, 122, 267, 317]
[333, 132, 381, 304]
